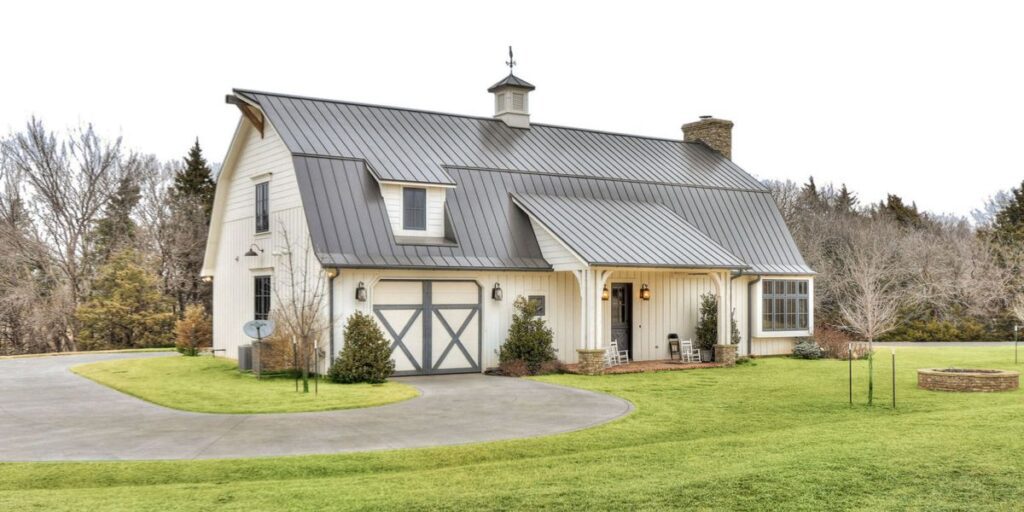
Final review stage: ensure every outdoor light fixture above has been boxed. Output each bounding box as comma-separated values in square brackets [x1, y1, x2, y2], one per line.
[491, 282, 503, 301]
[244, 243, 264, 257]
[639, 283, 651, 301]
[201, 275, 213, 284]
[325, 268, 338, 279]
[601, 285, 609, 301]
[355, 282, 368, 302]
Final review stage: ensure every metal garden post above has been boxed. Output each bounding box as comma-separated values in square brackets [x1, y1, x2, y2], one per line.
[848, 342, 853, 406]
[1015, 325, 1019, 365]
[292, 336, 298, 392]
[891, 348, 896, 409]
[867, 345, 874, 406]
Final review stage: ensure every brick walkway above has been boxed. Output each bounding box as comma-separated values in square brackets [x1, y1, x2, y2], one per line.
[565, 359, 724, 375]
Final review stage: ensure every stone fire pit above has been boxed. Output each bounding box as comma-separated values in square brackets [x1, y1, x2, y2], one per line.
[917, 368, 1019, 392]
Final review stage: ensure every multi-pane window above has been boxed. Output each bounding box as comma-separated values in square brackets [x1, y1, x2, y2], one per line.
[762, 280, 809, 331]
[255, 182, 270, 233]
[402, 187, 426, 230]
[254, 276, 271, 320]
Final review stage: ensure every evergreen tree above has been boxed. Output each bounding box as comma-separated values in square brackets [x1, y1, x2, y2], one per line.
[835, 183, 858, 213]
[991, 179, 1024, 245]
[91, 174, 141, 266]
[329, 311, 396, 384]
[172, 139, 216, 218]
[879, 194, 924, 228]
[695, 292, 719, 351]
[75, 250, 175, 350]
[499, 297, 556, 374]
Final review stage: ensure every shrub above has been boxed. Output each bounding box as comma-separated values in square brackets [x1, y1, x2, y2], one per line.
[329, 311, 395, 384]
[812, 324, 867, 359]
[792, 340, 823, 359]
[695, 293, 718, 351]
[497, 359, 530, 377]
[174, 304, 212, 356]
[499, 297, 556, 375]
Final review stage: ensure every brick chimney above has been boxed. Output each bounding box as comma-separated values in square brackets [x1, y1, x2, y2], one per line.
[682, 115, 733, 160]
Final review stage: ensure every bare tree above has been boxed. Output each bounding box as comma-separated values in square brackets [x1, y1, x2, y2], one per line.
[272, 225, 329, 392]
[1, 119, 138, 350]
[836, 218, 912, 344]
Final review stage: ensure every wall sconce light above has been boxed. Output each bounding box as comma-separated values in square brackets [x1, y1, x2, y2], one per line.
[639, 283, 651, 301]
[244, 243, 264, 257]
[325, 268, 338, 279]
[201, 275, 213, 284]
[601, 285, 609, 301]
[355, 282, 367, 302]
[491, 282, 503, 301]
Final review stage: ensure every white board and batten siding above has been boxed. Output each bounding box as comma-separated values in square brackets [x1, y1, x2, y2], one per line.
[380, 183, 447, 238]
[209, 117, 314, 361]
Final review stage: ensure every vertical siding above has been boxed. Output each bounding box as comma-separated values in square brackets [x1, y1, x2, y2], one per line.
[380, 183, 446, 237]
[330, 268, 755, 371]
[751, 338, 797, 356]
[212, 119, 313, 362]
[530, 218, 583, 269]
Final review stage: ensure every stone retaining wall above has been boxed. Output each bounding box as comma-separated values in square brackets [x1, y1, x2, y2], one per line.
[917, 368, 1019, 392]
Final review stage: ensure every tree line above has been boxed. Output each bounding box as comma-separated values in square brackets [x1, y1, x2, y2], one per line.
[767, 178, 1024, 342]
[0, 119, 215, 354]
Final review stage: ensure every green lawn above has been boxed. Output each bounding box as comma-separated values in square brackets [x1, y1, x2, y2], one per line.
[4, 347, 1023, 511]
[71, 356, 419, 414]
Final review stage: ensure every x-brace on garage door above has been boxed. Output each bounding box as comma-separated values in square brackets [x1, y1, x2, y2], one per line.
[372, 280, 482, 376]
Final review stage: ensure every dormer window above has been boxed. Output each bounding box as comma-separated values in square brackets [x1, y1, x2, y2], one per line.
[402, 187, 427, 231]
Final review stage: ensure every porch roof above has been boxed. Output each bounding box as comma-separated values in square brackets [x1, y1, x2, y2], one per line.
[511, 193, 748, 269]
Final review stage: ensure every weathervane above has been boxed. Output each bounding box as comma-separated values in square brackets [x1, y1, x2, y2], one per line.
[505, 46, 516, 74]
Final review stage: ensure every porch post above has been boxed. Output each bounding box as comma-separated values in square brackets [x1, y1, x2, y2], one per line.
[714, 270, 738, 366]
[573, 267, 606, 375]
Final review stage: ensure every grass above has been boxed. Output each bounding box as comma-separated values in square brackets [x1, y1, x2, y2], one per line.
[71, 356, 420, 414]
[2, 346, 1022, 511]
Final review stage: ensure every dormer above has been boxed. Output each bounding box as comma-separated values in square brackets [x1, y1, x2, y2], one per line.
[378, 181, 457, 246]
[488, 51, 535, 129]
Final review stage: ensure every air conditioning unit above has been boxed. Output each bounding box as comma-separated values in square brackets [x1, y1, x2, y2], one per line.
[238, 345, 253, 371]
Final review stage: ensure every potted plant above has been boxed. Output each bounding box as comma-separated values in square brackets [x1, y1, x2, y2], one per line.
[695, 292, 718, 361]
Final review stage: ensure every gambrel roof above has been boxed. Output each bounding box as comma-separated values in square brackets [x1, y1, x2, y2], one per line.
[234, 89, 813, 275]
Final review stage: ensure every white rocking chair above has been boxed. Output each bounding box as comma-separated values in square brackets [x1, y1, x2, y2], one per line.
[679, 339, 701, 363]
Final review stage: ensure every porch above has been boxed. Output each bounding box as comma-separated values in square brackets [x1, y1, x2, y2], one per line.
[564, 359, 724, 375]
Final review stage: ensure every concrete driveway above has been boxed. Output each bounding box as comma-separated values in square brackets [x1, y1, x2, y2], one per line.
[0, 352, 631, 461]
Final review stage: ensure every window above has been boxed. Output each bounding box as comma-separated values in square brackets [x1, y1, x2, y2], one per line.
[402, 187, 426, 230]
[528, 295, 546, 316]
[762, 280, 808, 331]
[255, 182, 269, 233]
[254, 275, 271, 320]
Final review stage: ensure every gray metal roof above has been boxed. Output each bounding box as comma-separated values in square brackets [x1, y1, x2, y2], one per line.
[511, 193, 747, 269]
[234, 89, 768, 190]
[292, 154, 812, 274]
[487, 74, 536, 92]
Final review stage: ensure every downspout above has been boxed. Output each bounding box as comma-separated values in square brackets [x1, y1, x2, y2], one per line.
[328, 272, 336, 365]
[747, 276, 762, 356]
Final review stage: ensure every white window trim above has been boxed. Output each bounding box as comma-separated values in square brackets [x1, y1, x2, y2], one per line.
[752, 277, 814, 338]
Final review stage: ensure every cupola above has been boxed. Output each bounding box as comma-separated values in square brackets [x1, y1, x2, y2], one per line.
[488, 47, 534, 129]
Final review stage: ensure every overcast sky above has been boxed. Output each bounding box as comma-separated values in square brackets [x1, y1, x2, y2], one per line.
[2, 1, 1021, 217]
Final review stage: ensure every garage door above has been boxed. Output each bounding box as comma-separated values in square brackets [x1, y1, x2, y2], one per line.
[372, 280, 482, 376]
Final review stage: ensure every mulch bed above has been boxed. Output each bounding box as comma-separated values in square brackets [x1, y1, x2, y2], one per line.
[564, 360, 724, 375]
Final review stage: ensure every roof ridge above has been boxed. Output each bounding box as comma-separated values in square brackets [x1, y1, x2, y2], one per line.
[233, 88, 694, 145]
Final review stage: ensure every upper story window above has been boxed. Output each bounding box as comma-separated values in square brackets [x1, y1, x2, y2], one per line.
[762, 280, 809, 331]
[402, 187, 426, 231]
[254, 275, 271, 320]
[255, 181, 270, 233]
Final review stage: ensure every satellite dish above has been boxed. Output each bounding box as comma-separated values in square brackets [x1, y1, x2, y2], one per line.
[243, 320, 276, 340]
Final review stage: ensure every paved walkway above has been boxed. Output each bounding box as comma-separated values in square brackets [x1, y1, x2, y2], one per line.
[0, 352, 631, 461]
[874, 342, 1016, 347]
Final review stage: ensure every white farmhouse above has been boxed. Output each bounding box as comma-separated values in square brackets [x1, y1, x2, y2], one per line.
[202, 68, 814, 375]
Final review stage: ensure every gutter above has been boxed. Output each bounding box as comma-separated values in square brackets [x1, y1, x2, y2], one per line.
[747, 276, 762, 356]
[328, 273, 336, 365]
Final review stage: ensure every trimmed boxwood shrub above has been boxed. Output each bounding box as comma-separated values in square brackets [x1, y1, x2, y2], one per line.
[329, 311, 395, 384]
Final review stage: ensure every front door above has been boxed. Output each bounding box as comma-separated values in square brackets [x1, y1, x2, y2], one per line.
[610, 283, 632, 359]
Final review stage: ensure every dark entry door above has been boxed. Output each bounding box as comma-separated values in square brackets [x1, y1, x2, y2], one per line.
[610, 283, 632, 359]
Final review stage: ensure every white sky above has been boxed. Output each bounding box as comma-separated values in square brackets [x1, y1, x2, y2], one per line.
[2, 0, 1021, 217]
